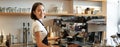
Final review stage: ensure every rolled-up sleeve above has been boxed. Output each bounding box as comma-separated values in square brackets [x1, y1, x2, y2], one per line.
[34, 22, 43, 32]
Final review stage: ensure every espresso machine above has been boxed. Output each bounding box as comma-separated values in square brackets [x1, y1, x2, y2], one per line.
[53, 16, 105, 47]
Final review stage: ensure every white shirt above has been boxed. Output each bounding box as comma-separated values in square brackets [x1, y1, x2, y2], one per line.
[31, 20, 47, 43]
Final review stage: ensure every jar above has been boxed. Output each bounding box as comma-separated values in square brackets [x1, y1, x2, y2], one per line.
[85, 8, 90, 14]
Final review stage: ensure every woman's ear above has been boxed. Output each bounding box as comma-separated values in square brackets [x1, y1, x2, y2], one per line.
[44, 12, 46, 18]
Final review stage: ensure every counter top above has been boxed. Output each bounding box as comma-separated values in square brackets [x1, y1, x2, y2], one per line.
[0, 43, 34, 47]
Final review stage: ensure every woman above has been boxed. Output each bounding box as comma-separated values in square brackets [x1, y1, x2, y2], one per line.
[31, 2, 48, 47]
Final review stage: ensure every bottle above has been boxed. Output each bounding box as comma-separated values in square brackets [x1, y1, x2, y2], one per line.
[8, 33, 11, 45]
[50, 27, 54, 37]
[79, 7, 82, 14]
[76, 6, 78, 14]
[1, 30, 4, 44]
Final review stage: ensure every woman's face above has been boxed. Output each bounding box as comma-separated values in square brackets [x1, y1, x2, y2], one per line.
[33, 5, 45, 19]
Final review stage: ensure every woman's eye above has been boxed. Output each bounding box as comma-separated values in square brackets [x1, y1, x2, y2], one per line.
[43, 9, 45, 11]
[37, 10, 41, 12]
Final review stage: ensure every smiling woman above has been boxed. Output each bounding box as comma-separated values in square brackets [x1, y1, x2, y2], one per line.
[30, 2, 49, 47]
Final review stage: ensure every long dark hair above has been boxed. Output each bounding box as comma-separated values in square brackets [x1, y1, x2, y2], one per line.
[31, 2, 44, 20]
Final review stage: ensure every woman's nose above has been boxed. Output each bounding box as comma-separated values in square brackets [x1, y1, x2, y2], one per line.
[43, 11, 46, 15]
[41, 10, 45, 14]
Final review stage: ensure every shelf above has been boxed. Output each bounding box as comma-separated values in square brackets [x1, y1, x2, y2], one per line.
[0, 12, 73, 16]
[0, 12, 105, 17]
[46, 13, 104, 17]
[46, 13, 74, 16]
[0, 0, 106, 17]
[75, 14, 104, 16]
[78, 0, 105, 2]
[0, 12, 30, 16]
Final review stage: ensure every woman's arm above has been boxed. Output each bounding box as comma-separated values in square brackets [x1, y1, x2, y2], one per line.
[34, 31, 48, 47]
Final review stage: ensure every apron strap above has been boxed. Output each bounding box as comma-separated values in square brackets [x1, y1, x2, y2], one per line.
[37, 20, 48, 45]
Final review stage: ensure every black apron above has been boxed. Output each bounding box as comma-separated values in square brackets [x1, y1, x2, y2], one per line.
[37, 20, 48, 45]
